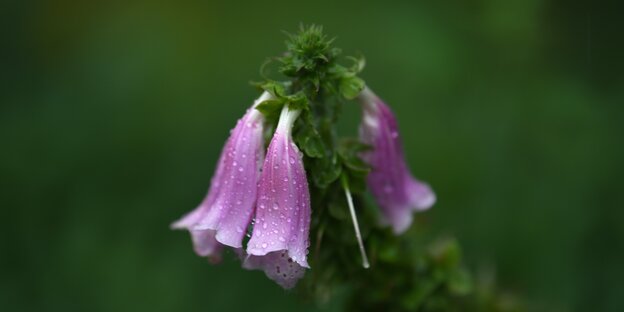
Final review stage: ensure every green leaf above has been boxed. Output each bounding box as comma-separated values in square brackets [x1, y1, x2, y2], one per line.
[285, 91, 309, 111]
[339, 76, 365, 100]
[255, 99, 284, 125]
[293, 109, 325, 158]
[260, 80, 288, 97]
[311, 154, 342, 188]
[338, 139, 371, 180]
[294, 124, 324, 159]
[347, 54, 366, 73]
[301, 134, 324, 158]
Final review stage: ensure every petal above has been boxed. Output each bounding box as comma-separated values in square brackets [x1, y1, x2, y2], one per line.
[193, 108, 264, 247]
[243, 250, 306, 289]
[247, 132, 311, 268]
[247, 107, 311, 271]
[172, 92, 270, 252]
[189, 229, 223, 262]
[406, 176, 436, 211]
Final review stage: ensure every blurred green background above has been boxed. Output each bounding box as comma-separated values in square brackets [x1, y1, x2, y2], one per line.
[2, 0, 622, 311]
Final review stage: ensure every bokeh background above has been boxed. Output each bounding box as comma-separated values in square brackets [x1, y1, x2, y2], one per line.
[2, 0, 623, 311]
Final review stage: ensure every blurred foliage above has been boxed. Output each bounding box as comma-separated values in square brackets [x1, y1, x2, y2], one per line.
[1, 0, 623, 312]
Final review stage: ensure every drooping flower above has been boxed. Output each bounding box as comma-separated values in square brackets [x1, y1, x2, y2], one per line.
[244, 105, 311, 289]
[171, 92, 272, 260]
[358, 87, 436, 234]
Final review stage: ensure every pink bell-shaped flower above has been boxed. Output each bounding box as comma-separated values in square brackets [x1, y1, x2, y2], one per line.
[171, 92, 272, 260]
[245, 105, 311, 289]
[358, 87, 436, 234]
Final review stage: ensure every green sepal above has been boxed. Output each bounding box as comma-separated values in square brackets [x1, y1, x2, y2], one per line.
[339, 75, 365, 100]
[260, 80, 289, 97]
[255, 98, 284, 125]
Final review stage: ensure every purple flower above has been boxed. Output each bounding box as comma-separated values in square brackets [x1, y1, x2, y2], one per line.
[358, 87, 436, 234]
[171, 92, 272, 260]
[244, 106, 311, 289]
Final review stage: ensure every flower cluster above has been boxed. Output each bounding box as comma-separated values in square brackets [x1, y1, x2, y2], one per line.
[172, 92, 311, 288]
[172, 26, 435, 289]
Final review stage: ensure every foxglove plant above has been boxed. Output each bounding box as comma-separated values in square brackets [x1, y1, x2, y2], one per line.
[173, 25, 520, 311]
